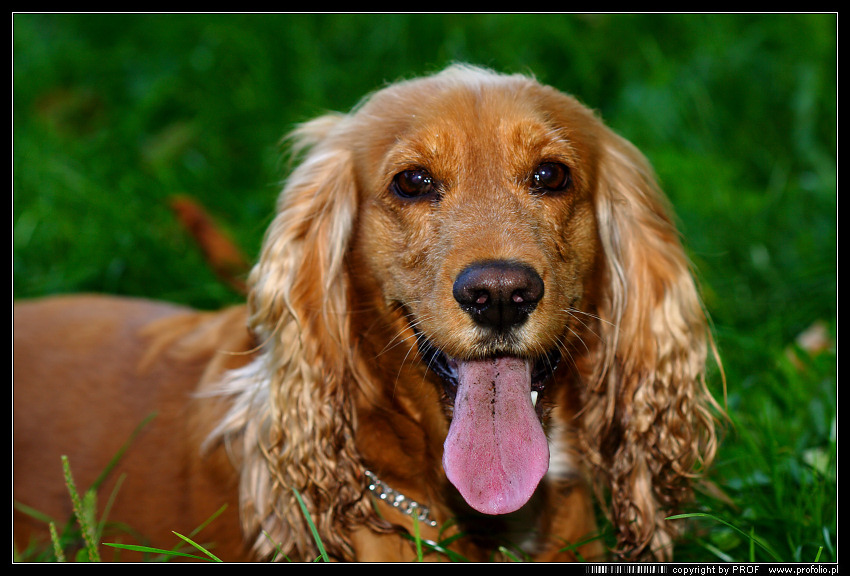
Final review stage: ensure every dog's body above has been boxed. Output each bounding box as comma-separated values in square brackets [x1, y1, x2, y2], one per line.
[14, 297, 254, 560]
[14, 295, 600, 562]
[14, 65, 718, 562]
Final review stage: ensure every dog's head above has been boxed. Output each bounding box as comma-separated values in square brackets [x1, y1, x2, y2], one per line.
[245, 65, 718, 559]
[344, 67, 606, 515]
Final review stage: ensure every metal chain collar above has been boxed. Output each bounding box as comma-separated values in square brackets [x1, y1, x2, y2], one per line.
[364, 470, 439, 528]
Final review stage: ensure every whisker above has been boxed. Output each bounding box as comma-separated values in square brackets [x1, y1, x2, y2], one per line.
[384, 309, 438, 392]
[563, 307, 617, 329]
[560, 306, 609, 346]
[562, 320, 592, 356]
[377, 315, 423, 359]
[372, 300, 427, 359]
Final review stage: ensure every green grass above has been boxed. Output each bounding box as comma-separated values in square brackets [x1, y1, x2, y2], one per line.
[14, 14, 836, 563]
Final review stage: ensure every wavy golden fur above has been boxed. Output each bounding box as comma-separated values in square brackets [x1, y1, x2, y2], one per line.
[14, 65, 718, 562]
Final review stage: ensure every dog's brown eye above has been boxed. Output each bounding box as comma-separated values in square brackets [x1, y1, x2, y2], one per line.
[392, 169, 436, 199]
[532, 162, 571, 193]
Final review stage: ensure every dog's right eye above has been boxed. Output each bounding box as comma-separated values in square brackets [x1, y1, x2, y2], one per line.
[531, 162, 572, 194]
[391, 169, 436, 199]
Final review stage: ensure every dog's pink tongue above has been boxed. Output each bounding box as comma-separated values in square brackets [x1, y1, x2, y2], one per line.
[443, 356, 549, 515]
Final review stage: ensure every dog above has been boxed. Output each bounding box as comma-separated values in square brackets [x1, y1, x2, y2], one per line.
[14, 64, 719, 562]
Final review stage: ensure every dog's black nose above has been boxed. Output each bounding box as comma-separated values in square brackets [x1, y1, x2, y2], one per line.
[452, 260, 543, 331]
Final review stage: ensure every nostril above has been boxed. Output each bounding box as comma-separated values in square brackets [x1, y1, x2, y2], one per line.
[453, 260, 543, 331]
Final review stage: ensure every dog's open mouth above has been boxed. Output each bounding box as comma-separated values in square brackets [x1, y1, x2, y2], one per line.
[419, 341, 561, 411]
[417, 337, 561, 516]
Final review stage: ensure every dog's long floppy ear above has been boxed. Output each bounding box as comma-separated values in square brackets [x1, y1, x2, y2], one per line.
[249, 113, 355, 353]
[583, 128, 719, 560]
[237, 113, 371, 560]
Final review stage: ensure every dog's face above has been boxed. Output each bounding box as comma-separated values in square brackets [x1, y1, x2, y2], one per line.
[345, 70, 605, 515]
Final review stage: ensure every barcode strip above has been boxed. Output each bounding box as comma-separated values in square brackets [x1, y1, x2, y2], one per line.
[586, 566, 669, 573]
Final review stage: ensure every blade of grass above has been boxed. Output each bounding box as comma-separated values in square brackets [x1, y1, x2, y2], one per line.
[13, 501, 56, 525]
[100, 505, 230, 562]
[172, 531, 222, 562]
[261, 530, 289, 562]
[186, 504, 228, 539]
[558, 529, 608, 562]
[48, 522, 66, 562]
[693, 537, 737, 563]
[102, 542, 211, 561]
[411, 511, 423, 561]
[292, 487, 329, 562]
[61, 455, 101, 562]
[399, 531, 469, 562]
[89, 412, 157, 493]
[497, 545, 524, 562]
[667, 513, 783, 562]
[94, 473, 125, 544]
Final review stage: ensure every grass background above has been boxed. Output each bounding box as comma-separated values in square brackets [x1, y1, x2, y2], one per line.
[13, 13, 836, 563]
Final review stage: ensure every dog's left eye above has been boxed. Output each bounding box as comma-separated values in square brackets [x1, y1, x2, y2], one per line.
[531, 162, 572, 193]
[392, 169, 436, 199]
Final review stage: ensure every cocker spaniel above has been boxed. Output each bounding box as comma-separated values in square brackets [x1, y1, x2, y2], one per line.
[14, 65, 719, 562]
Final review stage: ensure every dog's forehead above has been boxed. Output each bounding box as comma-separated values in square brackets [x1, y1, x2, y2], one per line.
[372, 76, 551, 133]
[362, 80, 578, 170]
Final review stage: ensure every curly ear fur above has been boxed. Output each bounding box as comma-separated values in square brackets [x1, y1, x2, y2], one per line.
[582, 129, 719, 560]
[208, 114, 372, 560]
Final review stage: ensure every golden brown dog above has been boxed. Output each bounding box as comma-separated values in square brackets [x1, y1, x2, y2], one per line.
[14, 65, 719, 562]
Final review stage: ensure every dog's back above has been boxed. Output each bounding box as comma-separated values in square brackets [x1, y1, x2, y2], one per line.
[14, 295, 253, 561]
